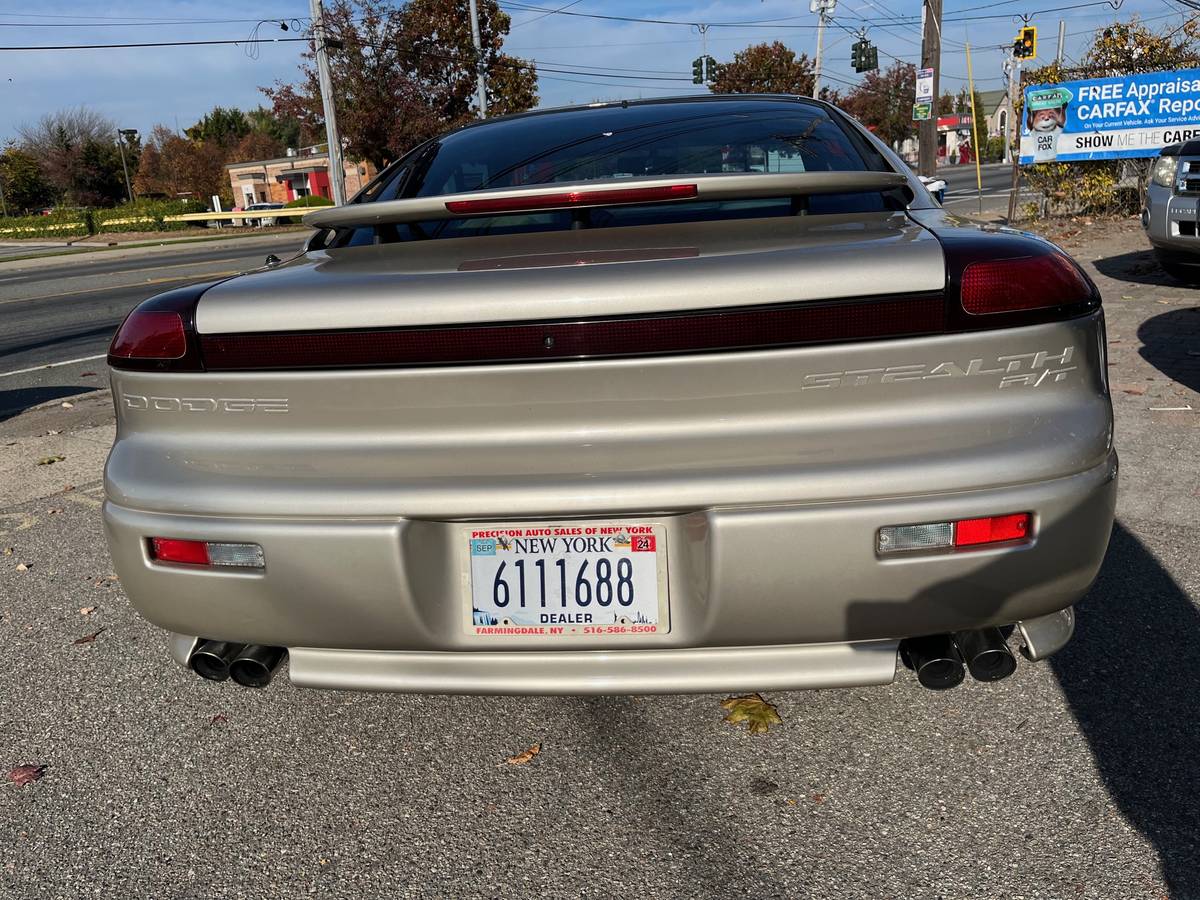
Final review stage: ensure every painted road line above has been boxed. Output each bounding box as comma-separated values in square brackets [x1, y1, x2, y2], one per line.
[0, 353, 107, 380]
[0, 269, 241, 306]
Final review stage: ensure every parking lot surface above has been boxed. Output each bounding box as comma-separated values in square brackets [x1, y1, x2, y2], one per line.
[1, 217, 1197, 898]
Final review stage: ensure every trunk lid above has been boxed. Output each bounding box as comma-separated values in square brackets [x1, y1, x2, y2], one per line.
[194, 212, 945, 334]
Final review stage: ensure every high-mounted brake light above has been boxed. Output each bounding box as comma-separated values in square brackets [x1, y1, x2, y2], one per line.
[149, 538, 265, 568]
[877, 513, 1033, 554]
[444, 183, 698, 216]
[960, 253, 1092, 315]
[109, 310, 187, 360]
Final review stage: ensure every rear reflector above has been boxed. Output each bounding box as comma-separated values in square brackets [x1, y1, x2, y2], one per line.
[960, 254, 1092, 315]
[149, 538, 264, 568]
[953, 513, 1032, 547]
[878, 513, 1033, 554]
[444, 183, 698, 216]
[109, 310, 188, 360]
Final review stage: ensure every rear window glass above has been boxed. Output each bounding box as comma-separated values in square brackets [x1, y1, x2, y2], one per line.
[407, 100, 882, 197]
[341, 99, 896, 244]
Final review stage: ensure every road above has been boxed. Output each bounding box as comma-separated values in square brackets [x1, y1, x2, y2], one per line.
[937, 162, 1023, 213]
[0, 234, 306, 420]
[0, 218, 1197, 897]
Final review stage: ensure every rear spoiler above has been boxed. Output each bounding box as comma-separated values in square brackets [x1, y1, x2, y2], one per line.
[303, 171, 911, 229]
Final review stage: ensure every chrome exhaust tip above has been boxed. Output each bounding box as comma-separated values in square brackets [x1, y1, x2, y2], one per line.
[955, 627, 1017, 682]
[901, 634, 966, 690]
[189, 640, 245, 682]
[229, 645, 288, 688]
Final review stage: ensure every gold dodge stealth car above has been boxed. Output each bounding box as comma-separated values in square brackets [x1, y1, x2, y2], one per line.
[103, 96, 1116, 694]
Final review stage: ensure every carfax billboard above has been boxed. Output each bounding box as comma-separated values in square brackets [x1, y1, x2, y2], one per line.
[1020, 68, 1200, 164]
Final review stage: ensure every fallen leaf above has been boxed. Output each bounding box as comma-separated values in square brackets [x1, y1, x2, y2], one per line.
[2, 547, 12, 556]
[811, 792, 826, 805]
[36, 455, 65, 466]
[46, 430, 60, 436]
[721, 693, 783, 735]
[1121, 386, 1147, 396]
[73, 628, 105, 645]
[79, 371, 96, 377]
[208, 714, 228, 727]
[15, 563, 28, 572]
[61, 485, 74, 492]
[501, 742, 542, 766]
[79, 606, 96, 616]
[7, 764, 47, 788]
[47, 508, 63, 515]
[60, 402, 74, 409]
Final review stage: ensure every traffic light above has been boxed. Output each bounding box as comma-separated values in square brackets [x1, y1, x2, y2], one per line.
[692, 57, 704, 84]
[851, 39, 878, 73]
[1014, 25, 1037, 59]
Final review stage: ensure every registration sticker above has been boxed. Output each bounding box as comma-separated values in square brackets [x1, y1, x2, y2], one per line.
[463, 522, 669, 637]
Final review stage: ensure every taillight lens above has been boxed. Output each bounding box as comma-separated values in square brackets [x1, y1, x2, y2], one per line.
[444, 183, 698, 216]
[960, 253, 1092, 315]
[149, 538, 265, 568]
[878, 512, 1033, 554]
[109, 310, 187, 360]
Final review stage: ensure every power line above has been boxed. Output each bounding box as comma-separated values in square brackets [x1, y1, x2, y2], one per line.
[0, 37, 309, 51]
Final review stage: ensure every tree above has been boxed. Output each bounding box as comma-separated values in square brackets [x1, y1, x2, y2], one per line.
[938, 91, 955, 115]
[16, 107, 129, 206]
[246, 106, 303, 150]
[0, 145, 54, 214]
[840, 61, 916, 149]
[186, 106, 250, 149]
[1085, 17, 1200, 74]
[708, 41, 814, 95]
[262, 0, 538, 170]
[134, 125, 228, 204]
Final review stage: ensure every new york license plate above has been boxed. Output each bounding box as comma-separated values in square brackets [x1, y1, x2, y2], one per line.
[464, 522, 668, 637]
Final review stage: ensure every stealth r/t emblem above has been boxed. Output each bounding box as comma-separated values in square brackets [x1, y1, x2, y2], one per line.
[800, 346, 1077, 391]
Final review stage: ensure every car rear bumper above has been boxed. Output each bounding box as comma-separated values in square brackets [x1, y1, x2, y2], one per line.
[105, 450, 1117, 693]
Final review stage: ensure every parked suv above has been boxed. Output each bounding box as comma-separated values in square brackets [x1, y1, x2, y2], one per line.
[1143, 140, 1200, 281]
[104, 96, 1116, 695]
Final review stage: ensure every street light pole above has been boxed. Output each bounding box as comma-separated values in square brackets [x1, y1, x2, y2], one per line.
[811, 0, 836, 99]
[116, 129, 136, 204]
[468, 0, 487, 118]
[310, 0, 347, 205]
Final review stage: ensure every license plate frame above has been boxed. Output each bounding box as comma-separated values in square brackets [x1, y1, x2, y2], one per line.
[461, 521, 670, 638]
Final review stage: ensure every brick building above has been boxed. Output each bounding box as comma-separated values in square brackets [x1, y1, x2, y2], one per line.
[226, 150, 377, 207]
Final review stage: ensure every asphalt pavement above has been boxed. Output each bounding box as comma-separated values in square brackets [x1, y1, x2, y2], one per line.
[0, 219, 1198, 898]
[0, 233, 307, 420]
[937, 162, 1025, 213]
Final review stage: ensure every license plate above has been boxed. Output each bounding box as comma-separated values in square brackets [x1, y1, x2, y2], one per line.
[463, 523, 668, 637]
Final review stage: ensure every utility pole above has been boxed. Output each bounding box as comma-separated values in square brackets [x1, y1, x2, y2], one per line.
[310, 0, 346, 206]
[116, 129, 136, 204]
[468, 0, 487, 118]
[917, 0, 942, 177]
[1056, 19, 1065, 62]
[811, 0, 836, 99]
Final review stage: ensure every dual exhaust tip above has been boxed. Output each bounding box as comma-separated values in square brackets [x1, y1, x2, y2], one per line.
[189, 640, 287, 688]
[901, 627, 1017, 690]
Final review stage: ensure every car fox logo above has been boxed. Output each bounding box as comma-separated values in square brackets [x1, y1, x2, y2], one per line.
[800, 347, 1077, 390]
[121, 394, 289, 413]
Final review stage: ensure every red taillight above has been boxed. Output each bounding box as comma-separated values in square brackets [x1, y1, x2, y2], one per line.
[109, 310, 187, 360]
[953, 513, 1032, 547]
[150, 538, 210, 566]
[444, 183, 698, 216]
[960, 254, 1092, 315]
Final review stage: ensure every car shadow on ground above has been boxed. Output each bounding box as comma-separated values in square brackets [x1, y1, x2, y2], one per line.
[1091, 249, 1193, 288]
[846, 498, 1198, 893]
[1137, 306, 1200, 394]
[0, 385, 98, 422]
[1052, 522, 1200, 896]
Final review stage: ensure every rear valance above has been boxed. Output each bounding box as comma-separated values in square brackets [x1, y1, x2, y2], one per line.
[303, 171, 911, 229]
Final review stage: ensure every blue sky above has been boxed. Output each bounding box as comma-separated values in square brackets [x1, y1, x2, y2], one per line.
[0, 0, 1189, 143]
